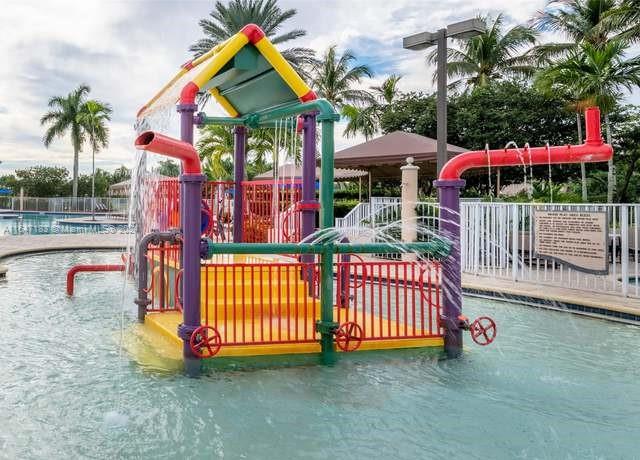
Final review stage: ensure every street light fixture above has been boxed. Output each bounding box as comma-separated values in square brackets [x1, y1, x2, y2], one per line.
[403, 18, 485, 176]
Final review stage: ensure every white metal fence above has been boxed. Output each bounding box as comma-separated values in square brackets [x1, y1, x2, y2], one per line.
[461, 202, 639, 298]
[336, 197, 439, 239]
[0, 196, 129, 215]
[337, 198, 640, 298]
[335, 202, 370, 238]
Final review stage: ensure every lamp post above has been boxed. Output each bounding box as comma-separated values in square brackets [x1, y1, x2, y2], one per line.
[403, 18, 485, 176]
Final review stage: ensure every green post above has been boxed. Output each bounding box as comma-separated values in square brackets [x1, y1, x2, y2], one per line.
[319, 119, 336, 361]
[319, 244, 336, 363]
[320, 120, 335, 229]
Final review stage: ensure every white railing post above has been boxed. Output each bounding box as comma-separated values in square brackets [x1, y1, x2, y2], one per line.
[621, 205, 629, 297]
[511, 204, 518, 282]
[472, 205, 480, 274]
[460, 203, 467, 270]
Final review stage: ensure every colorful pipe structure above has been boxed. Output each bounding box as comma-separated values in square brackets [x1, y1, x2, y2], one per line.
[435, 107, 613, 357]
[135, 127, 206, 375]
[134, 230, 181, 321]
[130, 23, 500, 373]
[133, 23, 330, 373]
[66, 264, 125, 296]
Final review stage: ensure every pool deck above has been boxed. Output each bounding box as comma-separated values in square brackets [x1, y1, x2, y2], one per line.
[355, 255, 639, 324]
[0, 234, 128, 261]
[57, 216, 128, 226]
[463, 274, 640, 324]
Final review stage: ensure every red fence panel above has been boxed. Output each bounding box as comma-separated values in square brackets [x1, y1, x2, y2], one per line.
[335, 259, 442, 341]
[201, 260, 319, 346]
[143, 233, 443, 349]
[242, 180, 302, 243]
[202, 181, 235, 243]
[146, 243, 182, 312]
[155, 179, 304, 244]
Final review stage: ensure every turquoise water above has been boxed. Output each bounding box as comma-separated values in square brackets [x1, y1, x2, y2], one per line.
[0, 212, 127, 235]
[1, 251, 639, 459]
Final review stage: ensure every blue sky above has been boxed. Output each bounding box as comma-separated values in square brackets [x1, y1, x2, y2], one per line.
[1, 0, 638, 176]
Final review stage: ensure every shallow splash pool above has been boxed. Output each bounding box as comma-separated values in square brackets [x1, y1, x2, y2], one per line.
[0, 212, 127, 236]
[1, 251, 638, 459]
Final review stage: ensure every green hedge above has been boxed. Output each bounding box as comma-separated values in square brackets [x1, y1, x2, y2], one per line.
[334, 199, 359, 218]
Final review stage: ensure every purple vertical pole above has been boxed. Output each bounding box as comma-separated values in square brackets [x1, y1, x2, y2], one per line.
[233, 126, 246, 243]
[301, 114, 318, 291]
[434, 178, 465, 358]
[176, 103, 205, 375]
[301, 114, 318, 240]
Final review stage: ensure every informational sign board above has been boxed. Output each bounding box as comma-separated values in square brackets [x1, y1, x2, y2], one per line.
[533, 210, 608, 274]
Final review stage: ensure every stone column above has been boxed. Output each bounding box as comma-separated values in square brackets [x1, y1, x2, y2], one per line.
[401, 157, 419, 261]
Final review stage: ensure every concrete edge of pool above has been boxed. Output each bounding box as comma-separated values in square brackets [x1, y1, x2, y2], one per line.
[0, 234, 128, 263]
[1, 240, 637, 326]
[463, 280, 640, 325]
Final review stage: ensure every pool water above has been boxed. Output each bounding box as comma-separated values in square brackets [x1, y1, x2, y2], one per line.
[0, 212, 127, 235]
[1, 251, 639, 459]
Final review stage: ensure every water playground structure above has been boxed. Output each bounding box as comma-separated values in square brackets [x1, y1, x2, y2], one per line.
[68, 24, 614, 373]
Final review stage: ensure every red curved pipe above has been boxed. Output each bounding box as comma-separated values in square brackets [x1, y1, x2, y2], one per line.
[134, 131, 202, 174]
[439, 107, 612, 180]
[180, 81, 199, 105]
[66, 264, 125, 296]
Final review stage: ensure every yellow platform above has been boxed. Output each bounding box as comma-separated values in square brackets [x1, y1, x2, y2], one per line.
[140, 254, 443, 360]
[143, 308, 443, 358]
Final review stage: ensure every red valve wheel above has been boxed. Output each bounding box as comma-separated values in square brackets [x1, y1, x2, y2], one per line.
[335, 321, 363, 352]
[189, 325, 222, 358]
[469, 316, 497, 346]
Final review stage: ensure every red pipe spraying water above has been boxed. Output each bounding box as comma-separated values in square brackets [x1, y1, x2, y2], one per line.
[134, 131, 202, 174]
[438, 107, 612, 180]
[435, 106, 613, 358]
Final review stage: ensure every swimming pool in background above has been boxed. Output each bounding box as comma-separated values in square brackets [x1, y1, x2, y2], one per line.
[0, 212, 129, 235]
[1, 250, 638, 459]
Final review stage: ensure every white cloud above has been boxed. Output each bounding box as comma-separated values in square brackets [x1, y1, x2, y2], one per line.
[0, 0, 638, 175]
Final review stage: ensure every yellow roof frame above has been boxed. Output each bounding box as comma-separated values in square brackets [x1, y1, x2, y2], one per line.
[137, 24, 316, 120]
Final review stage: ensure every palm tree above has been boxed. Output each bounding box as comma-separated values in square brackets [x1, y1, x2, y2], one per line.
[429, 15, 538, 90]
[342, 74, 403, 140]
[532, 0, 617, 60]
[532, 0, 621, 200]
[370, 74, 403, 104]
[190, 0, 315, 78]
[197, 125, 278, 180]
[77, 100, 112, 219]
[601, 0, 640, 44]
[197, 125, 235, 180]
[535, 40, 640, 201]
[311, 45, 374, 109]
[342, 105, 378, 140]
[41, 84, 91, 198]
